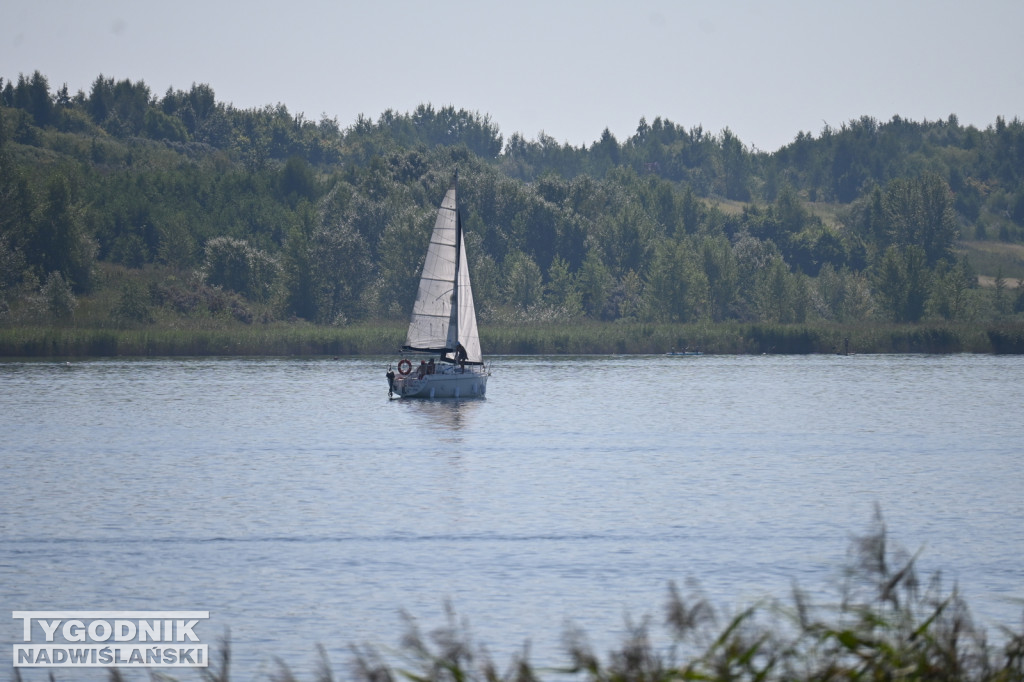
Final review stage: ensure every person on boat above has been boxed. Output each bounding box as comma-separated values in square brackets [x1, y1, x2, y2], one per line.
[386, 368, 395, 398]
[417, 360, 427, 379]
[427, 358, 435, 375]
[455, 342, 467, 371]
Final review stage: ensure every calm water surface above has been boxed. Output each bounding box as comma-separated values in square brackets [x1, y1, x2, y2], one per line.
[2, 354, 1023, 679]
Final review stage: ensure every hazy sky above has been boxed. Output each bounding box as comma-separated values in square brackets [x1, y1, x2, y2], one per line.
[5, 0, 1023, 152]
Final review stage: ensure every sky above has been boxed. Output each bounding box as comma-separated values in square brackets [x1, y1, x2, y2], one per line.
[4, 0, 1024, 153]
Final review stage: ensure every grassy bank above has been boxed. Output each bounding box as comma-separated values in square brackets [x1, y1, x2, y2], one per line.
[3, 320, 1024, 358]
[483, 320, 1024, 355]
[0, 322, 406, 358]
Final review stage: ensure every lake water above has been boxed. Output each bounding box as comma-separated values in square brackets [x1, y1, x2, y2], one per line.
[2, 354, 1023, 680]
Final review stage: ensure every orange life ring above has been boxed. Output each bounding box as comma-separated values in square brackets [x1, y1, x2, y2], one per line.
[398, 359, 412, 375]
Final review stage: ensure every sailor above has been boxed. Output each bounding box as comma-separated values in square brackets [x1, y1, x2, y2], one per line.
[386, 368, 395, 397]
[455, 342, 467, 370]
[417, 360, 427, 379]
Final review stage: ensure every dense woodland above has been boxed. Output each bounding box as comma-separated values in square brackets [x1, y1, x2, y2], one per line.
[3, 70, 1024, 345]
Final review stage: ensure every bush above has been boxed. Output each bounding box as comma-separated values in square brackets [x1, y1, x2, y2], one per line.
[202, 236, 279, 303]
[113, 280, 154, 324]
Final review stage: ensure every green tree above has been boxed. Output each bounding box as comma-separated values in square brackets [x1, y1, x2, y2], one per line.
[14, 71, 54, 128]
[751, 256, 806, 323]
[306, 219, 371, 324]
[874, 245, 930, 322]
[702, 235, 738, 321]
[0, 121, 36, 286]
[280, 218, 317, 321]
[370, 205, 426, 318]
[502, 248, 543, 309]
[993, 267, 1009, 317]
[156, 215, 198, 269]
[882, 173, 958, 265]
[578, 249, 613, 319]
[113, 280, 154, 324]
[0, 234, 27, 299]
[144, 108, 187, 142]
[732, 232, 780, 318]
[25, 173, 95, 292]
[40, 271, 77, 321]
[544, 255, 583, 318]
[813, 262, 843, 320]
[850, 185, 887, 257]
[644, 237, 708, 323]
[679, 186, 700, 235]
[277, 156, 317, 205]
[202, 237, 278, 303]
[595, 200, 657, 277]
[87, 75, 114, 124]
[720, 128, 751, 201]
[928, 259, 973, 320]
[611, 270, 645, 320]
[586, 128, 621, 177]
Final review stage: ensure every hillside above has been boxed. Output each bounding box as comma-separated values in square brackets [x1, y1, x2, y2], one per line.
[2, 70, 1024, 354]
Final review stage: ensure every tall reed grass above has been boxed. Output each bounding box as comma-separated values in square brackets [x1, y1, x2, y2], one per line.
[484, 320, 997, 355]
[0, 320, 1018, 357]
[0, 323, 407, 357]
[27, 513, 1018, 682]
[335, 513, 1023, 682]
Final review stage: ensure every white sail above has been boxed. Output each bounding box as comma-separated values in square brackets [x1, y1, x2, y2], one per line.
[404, 185, 458, 353]
[403, 180, 482, 363]
[455, 225, 482, 363]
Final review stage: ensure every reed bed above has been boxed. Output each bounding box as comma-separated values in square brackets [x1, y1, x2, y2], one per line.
[0, 323, 406, 358]
[0, 321, 1018, 358]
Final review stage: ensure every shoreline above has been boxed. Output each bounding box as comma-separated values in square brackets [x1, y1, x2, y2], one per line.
[2, 320, 1023, 358]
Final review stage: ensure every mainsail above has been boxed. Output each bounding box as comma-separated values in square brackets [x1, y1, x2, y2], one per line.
[402, 178, 482, 364]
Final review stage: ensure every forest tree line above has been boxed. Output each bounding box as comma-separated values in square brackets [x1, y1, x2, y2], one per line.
[2, 70, 1024, 331]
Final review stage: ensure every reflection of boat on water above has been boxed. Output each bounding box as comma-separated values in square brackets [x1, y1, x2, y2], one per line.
[387, 172, 489, 399]
[397, 395, 483, 433]
[666, 349, 704, 356]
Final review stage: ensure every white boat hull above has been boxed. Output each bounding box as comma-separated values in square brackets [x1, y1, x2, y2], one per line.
[392, 367, 488, 399]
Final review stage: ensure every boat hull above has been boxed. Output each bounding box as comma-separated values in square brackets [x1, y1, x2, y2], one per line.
[392, 368, 488, 399]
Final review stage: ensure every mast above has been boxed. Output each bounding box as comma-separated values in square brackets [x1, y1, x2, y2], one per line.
[441, 169, 461, 359]
[451, 167, 482, 365]
[449, 169, 461, 354]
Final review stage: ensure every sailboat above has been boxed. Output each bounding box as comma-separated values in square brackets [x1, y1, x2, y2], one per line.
[387, 172, 489, 399]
